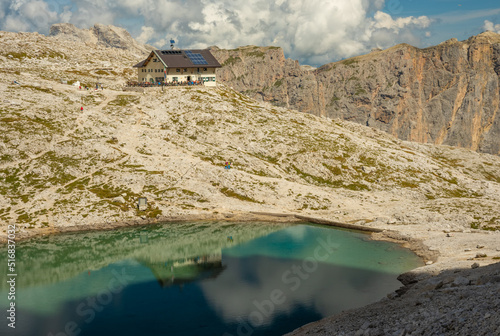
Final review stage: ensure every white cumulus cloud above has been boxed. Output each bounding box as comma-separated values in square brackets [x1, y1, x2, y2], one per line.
[0, 0, 66, 32]
[484, 20, 500, 34]
[136, 25, 155, 44]
[0, 0, 434, 66]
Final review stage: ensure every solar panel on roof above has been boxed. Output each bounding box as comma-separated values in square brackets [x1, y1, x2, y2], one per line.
[161, 50, 182, 55]
[185, 50, 208, 65]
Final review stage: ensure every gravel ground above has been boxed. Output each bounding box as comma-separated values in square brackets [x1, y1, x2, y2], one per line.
[286, 261, 500, 336]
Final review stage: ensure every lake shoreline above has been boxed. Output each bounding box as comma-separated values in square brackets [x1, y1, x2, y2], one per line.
[5, 209, 498, 275]
[2, 210, 438, 263]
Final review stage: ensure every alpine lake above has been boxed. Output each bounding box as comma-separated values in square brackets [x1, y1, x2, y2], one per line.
[0, 221, 423, 336]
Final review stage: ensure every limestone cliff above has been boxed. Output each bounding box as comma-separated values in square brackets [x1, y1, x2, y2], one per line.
[211, 32, 500, 155]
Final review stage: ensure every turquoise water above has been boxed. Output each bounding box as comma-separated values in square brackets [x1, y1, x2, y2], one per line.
[0, 222, 422, 336]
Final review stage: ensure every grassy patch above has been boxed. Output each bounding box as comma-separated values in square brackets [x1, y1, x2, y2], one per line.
[245, 50, 265, 58]
[400, 181, 419, 188]
[355, 88, 367, 95]
[21, 85, 56, 94]
[136, 206, 163, 218]
[220, 187, 260, 203]
[222, 56, 242, 66]
[3, 52, 29, 59]
[345, 182, 370, 191]
[88, 184, 133, 199]
[108, 95, 140, 107]
[291, 165, 343, 188]
[342, 59, 358, 66]
[330, 96, 340, 104]
[323, 163, 342, 175]
[63, 177, 91, 194]
[253, 153, 280, 164]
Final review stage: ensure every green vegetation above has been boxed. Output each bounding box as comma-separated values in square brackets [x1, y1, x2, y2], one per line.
[222, 56, 242, 66]
[253, 152, 280, 164]
[136, 147, 152, 156]
[63, 177, 91, 194]
[355, 88, 367, 95]
[88, 184, 138, 201]
[345, 182, 370, 191]
[342, 59, 358, 66]
[108, 95, 140, 107]
[3, 52, 29, 59]
[291, 164, 342, 188]
[136, 204, 163, 218]
[21, 85, 56, 94]
[220, 187, 260, 203]
[323, 163, 342, 175]
[400, 181, 419, 188]
[330, 96, 340, 104]
[245, 50, 265, 58]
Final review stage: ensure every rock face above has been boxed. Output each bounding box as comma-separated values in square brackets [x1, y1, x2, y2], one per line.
[286, 262, 500, 336]
[49, 23, 154, 54]
[211, 32, 500, 155]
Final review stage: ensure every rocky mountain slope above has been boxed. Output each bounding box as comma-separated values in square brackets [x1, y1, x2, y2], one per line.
[49, 23, 154, 54]
[211, 32, 500, 156]
[1, 27, 499, 238]
[1, 25, 500, 336]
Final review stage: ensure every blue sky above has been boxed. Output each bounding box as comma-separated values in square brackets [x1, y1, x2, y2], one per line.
[1, 0, 499, 66]
[393, 0, 500, 44]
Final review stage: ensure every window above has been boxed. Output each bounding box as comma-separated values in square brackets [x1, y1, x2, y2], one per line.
[176, 69, 180, 72]
[172, 77, 178, 82]
[184, 68, 187, 72]
[203, 68, 207, 71]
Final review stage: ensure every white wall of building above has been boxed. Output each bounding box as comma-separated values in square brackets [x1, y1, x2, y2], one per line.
[137, 56, 217, 85]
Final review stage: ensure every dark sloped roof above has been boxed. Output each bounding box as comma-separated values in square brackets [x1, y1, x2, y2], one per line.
[136, 49, 221, 68]
[133, 59, 146, 68]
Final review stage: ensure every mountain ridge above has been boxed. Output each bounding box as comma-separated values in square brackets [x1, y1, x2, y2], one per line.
[49, 22, 154, 54]
[211, 31, 500, 156]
